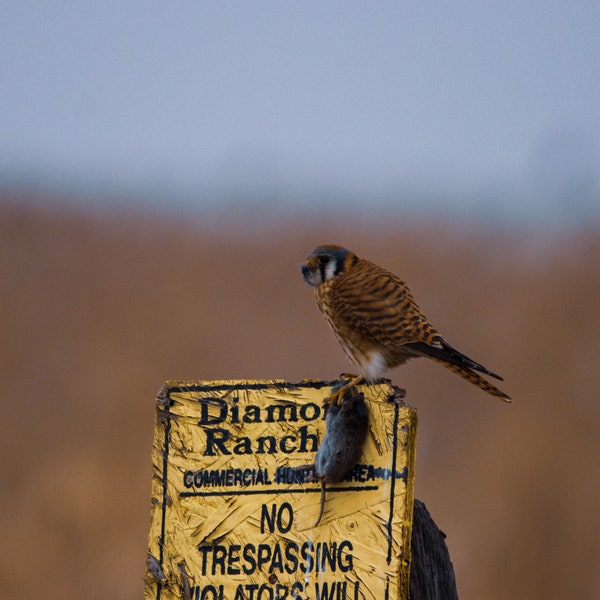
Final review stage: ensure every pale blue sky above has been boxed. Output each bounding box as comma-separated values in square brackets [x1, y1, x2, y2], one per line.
[1, 2, 599, 225]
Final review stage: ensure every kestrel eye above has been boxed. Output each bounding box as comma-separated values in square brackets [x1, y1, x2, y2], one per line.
[318, 256, 330, 265]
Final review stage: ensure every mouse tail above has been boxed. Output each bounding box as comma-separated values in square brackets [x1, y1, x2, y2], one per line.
[314, 483, 326, 526]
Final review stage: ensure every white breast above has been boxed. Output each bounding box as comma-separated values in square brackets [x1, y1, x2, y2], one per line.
[358, 349, 387, 381]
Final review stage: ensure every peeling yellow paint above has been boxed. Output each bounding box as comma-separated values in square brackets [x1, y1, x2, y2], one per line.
[145, 379, 417, 600]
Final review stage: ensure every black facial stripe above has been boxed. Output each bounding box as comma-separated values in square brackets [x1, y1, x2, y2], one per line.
[319, 263, 327, 282]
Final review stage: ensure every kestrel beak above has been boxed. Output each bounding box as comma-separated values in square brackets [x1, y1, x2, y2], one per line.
[301, 261, 317, 286]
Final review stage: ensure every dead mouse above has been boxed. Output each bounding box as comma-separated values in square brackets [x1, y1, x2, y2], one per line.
[308, 386, 369, 525]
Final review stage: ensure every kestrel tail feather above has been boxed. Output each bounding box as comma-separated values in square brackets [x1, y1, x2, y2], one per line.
[430, 358, 511, 401]
[406, 340, 504, 381]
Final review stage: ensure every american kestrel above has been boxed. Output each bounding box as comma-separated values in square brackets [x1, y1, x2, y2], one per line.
[301, 245, 510, 402]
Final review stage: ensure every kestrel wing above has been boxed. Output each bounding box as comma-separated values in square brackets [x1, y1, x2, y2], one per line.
[329, 260, 442, 348]
[326, 258, 510, 400]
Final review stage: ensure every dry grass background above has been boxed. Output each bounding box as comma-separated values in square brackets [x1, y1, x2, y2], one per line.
[1, 194, 599, 599]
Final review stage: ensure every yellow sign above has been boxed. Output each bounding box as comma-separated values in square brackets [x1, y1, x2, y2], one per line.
[145, 379, 417, 600]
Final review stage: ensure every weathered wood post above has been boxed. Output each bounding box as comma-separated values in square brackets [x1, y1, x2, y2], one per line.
[145, 379, 457, 599]
[410, 500, 458, 600]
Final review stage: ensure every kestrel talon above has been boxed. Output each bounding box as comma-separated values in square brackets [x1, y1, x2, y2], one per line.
[301, 245, 510, 402]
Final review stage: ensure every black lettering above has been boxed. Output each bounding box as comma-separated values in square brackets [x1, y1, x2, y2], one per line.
[230, 397, 240, 423]
[236, 584, 258, 600]
[212, 545, 227, 575]
[261, 503, 294, 534]
[270, 543, 284, 573]
[279, 435, 296, 453]
[261, 504, 277, 534]
[233, 436, 252, 455]
[228, 544, 241, 575]
[197, 545, 211, 576]
[257, 468, 270, 484]
[338, 540, 353, 572]
[265, 404, 298, 423]
[315, 582, 335, 600]
[257, 544, 272, 570]
[356, 464, 367, 482]
[299, 402, 321, 421]
[284, 542, 299, 574]
[276, 502, 293, 533]
[301, 541, 314, 573]
[211, 470, 226, 486]
[204, 428, 232, 456]
[198, 585, 224, 600]
[317, 542, 336, 572]
[257, 584, 274, 600]
[243, 544, 256, 574]
[243, 469, 252, 485]
[198, 398, 228, 425]
[233, 586, 245, 600]
[243, 404, 262, 423]
[274, 466, 310, 484]
[274, 584, 289, 600]
[256, 435, 277, 454]
[297, 425, 318, 453]
[183, 470, 193, 488]
[273, 467, 285, 484]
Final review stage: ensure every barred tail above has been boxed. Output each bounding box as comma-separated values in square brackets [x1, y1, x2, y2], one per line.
[405, 339, 511, 401]
[432, 358, 511, 402]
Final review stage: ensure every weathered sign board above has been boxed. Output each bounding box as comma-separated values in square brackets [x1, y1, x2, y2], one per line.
[145, 379, 417, 600]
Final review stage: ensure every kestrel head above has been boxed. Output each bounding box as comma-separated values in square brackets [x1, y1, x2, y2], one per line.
[301, 245, 358, 287]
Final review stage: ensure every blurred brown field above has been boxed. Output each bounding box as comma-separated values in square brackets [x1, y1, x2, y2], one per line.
[1, 195, 599, 599]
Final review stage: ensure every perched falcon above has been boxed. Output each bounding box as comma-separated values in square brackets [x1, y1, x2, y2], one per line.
[301, 244, 510, 402]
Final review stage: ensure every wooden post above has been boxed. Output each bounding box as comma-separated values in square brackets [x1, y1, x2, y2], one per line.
[410, 499, 458, 600]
